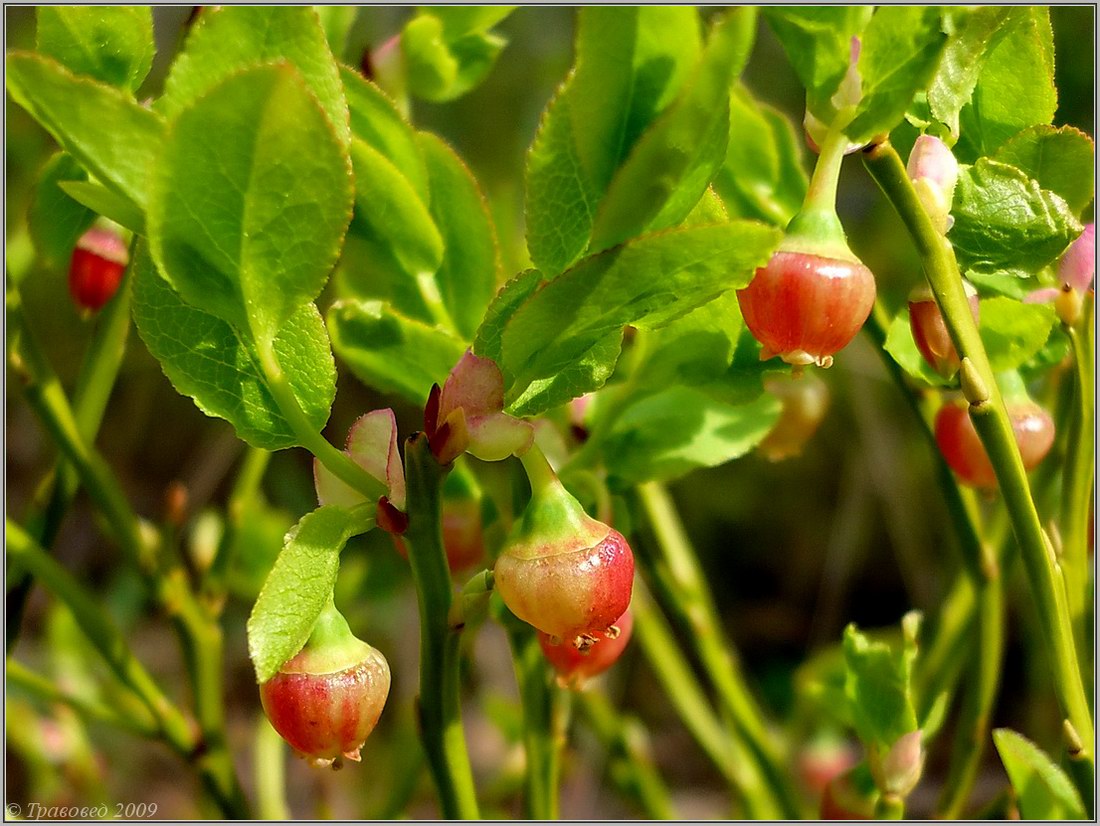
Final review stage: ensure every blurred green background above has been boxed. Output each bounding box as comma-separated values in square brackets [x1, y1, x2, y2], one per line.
[5, 6, 1094, 818]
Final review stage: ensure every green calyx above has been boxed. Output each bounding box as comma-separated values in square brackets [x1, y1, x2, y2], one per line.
[505, 445, 609, 561]
[780, 120, 860, 264]
[281, 600, 375, 676]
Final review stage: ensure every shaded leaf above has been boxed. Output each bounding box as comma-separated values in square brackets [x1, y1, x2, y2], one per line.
[328, 298, 466, 404]
[590, 8, 758, 252]
[506, 332, 622, 417]
[132, 244, 336, 451]
[715, 85, 808, 226]
[525, 7, 702, 276]
[979, 297, 1056, 373]
[600, 387, 781, 487]
[28, 152, 95, 267]
[418, 132, 500, 341]
[36, 5, 154, 93]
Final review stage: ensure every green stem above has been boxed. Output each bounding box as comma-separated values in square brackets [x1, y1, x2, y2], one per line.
[1061, 312, 1094, 673]
[935, 568, 1005, 818]
[6, 521, 195, 754]
[6, 658, 158, 739]
[402, 434, 479, 819]
[913, 572, 977, 721]
[257, 343, 386, 502]
[864, 302, 988, 584]
[204, 446, 271, 606]
[8, 288, 151, 572]
[874, 792, 905, 819]
[863, 143, 1094, 787]
[8, 290, 250, 816]
[504, 623, 561, 819]
[634, 482, 802, 818]
[253, 715, 291, 820]
[9, 266, 134, 650]
[632, 586, 769, 816]
[575, 690, 675, 819]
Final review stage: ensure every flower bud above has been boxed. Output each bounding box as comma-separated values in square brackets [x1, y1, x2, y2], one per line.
[69, 226, 128, 312]
[260, 604, 390, 768]
[493, 450, 633, 645]
[1059, 223, 1095, 293]
[908, 281, 979, 378]
[871, 730, 923, 798]
[758, 372, 830, 461]
[907, 135, 958, 235]
[934, 395, 1054, 489]
[539, 608, 633, 689]
[738, 249, 876, 368]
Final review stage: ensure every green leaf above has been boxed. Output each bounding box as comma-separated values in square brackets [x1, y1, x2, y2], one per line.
[992, 729, 1086, 820]
[473, 269, 543, 364]
[993, 126, 1095, 217]
[6, 52, 163, 210]
[979, 297, 1057, 373]
[58, 180, 145, 235]
[705, 325, 790, 405]
[845, 7, 947, 144]
[499, 222, 782, 397]
[418, 132, 500, 341]
[884, 312, 952, 388]
[715, 85, 808, 226]
[225, 499, 297, 601]
[132, 244, 336, 451]
[763, 7, 871, 118]
[639, 291, 744, 390]
[401, 9, 511, 103]
[589, 8, 758, 253]
[950, 159, 1083, 276]
[506, 332, 622, 417]
[35, 6, 154, 93]
[341, 67, 429, 201]
[313, 6, 358, 61]
[148, 63, 353, 344]
[600, 387, 781, 487]
[525, 7, 702, 276]
[349, 138, 443, 285]
[159, 6, 350, 148]
[965, 269, 1040, 301]
[843, 616, 920, 751]
[956, 8, 1056, 161]
[926, 7, 1022, 139]
[327, 299, 466, 404]
[28, 152, 95, 267]
[428, 6, 515, 39]
[247, 505, 371, 683]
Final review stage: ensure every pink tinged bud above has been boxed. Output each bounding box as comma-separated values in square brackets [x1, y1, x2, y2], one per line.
[433, 350, 534, 463]
[758, 372, 830, 461]
[908, 281, 979, 378]
[1059, 223, 1095, 292]
[908, 136, 958, 236]
[314, 409, 406, 510]
[877, 730, 924, 797]
[737, 250, 876, 368]
[539, 608, 633, 690]
[69, 226, 129, 312]
[260, 608, 391, 768]
[935, 399, 1054, 488]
